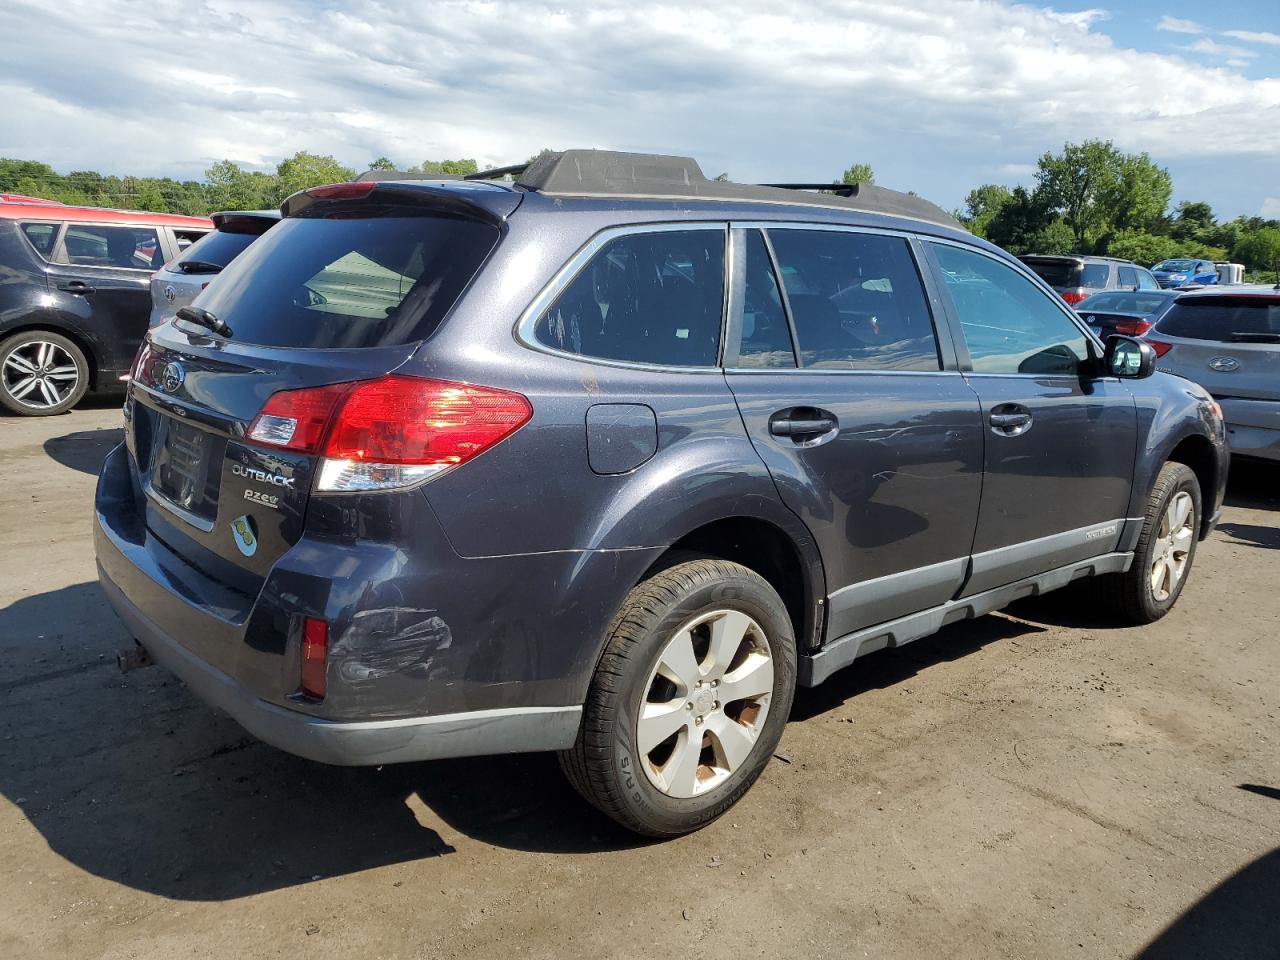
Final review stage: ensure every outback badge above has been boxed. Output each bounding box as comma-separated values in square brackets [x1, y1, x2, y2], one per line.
[230, 515, 258, 557]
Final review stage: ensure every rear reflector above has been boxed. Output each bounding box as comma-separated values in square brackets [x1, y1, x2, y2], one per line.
[1114, 319, 1154, 337]
[300, 617, 328, 700]
[246, 376, 532, 492]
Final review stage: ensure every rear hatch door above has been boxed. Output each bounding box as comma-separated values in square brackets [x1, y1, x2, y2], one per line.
[127, 181, 520, 594]
[1153, 293, 1280, 400]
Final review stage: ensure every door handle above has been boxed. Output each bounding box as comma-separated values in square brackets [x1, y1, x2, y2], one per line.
[769, 409, 838, 440]
[58, 281, 96, 295]
[989, 404, 1032, 436]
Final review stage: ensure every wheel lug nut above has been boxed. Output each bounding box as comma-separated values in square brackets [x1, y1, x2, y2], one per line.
[685, 702, 693, 711]
[695, 717, 703, 726]
[711, 680, 718, 687]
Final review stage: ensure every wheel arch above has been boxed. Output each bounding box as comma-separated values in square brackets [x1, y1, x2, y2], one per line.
[0, 318, 102, 391]
[1164, 432, 1218, 539]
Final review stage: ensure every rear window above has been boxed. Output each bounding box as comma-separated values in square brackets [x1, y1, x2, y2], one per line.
[1021, 259, 1079, 288]
[1158, 297, 1280, 342]
[171, 229, 258, 272]
[1080, 292, 1171, 314]
[193, 215, 499, 349]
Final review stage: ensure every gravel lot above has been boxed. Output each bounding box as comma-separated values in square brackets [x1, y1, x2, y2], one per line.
[1, 402, 1277, 960]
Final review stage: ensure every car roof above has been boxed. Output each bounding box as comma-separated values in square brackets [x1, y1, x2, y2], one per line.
[1175, 284, 1280, 299]
[0, 202, 212, 228]
[454, 149, 964, 230]
[1082, 288, 1179, 297]
[1020, 254, 1139, 265]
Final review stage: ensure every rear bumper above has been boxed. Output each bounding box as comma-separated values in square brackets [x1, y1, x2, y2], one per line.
[98, 568, 580, 765]
[1219, 398, 1280, 463]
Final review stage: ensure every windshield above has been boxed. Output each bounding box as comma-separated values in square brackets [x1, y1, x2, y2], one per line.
[1078, 292, 1172, 314]
[1158, 296, 1280, 341]
[1154, 260, 1196, 272]
[192, 215, 499, 348]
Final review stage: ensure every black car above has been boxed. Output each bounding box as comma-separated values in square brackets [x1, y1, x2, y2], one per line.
[0, 201, 211, 415]
[1076, 288, 1182, 338]
[1019, 254, 1160, 306]
[95, 151, 1228, 837]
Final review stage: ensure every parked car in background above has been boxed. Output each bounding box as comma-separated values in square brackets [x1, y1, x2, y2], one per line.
[150, 210, 281, 327]
[1147, 285, 1280, 462]
[1152, 258, 1218, 288]
[96, 150, 1226, 837]
[1076, 289, 1181, 339]
[1018, 254, 1159, 305]
[0, 201, 211, 415]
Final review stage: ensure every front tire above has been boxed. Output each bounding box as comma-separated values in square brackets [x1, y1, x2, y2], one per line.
[560, 558, 797, 837]
[0, 330, 89, 416]
[1097, 462, 1201, 624]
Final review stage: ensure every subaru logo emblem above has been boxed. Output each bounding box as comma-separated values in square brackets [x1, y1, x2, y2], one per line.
[161, 360, 185, 393]
[163, 284, 177, 304]
[1207, 356, 1239, 373]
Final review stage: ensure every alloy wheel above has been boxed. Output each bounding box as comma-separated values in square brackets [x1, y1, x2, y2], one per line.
[1150, 491, 1194, 602]
[637, 609, 774, 798]
[2, 340, 80, 410]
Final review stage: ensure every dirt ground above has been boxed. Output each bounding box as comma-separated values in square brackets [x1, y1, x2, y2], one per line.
[1, 400, 1277, 960]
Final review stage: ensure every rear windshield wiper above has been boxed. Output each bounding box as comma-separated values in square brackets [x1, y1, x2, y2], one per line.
[1228, 332, 1280, 343]
[175, 305, 233, 338]
[175, 260, 223, 275]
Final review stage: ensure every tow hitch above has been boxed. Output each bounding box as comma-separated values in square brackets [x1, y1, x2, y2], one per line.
[117, 641, 154, 673]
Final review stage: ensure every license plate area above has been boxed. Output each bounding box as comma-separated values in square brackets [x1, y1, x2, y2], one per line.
[147, 415, 225, 529]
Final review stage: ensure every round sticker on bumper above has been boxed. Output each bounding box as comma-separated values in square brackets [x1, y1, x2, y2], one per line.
[231, 515, 257, 557]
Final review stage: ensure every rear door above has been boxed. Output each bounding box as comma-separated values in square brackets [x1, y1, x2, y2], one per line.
[46, 221, 162, 376]
[923, 240, 1138, 595]
[724, 225, 983, 637]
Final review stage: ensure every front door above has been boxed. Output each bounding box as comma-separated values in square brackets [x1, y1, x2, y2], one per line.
[923, 240, 1139, 596]
[724, 226, 984, 639]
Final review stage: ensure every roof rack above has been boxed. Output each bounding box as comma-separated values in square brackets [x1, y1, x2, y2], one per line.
[465, 150, 961, 229]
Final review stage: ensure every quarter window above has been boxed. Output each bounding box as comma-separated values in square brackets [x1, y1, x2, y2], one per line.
[534, 229, 725, 366]
[734, 231, 795, 368]
[766, 229, 940, 371]
[930, 243, 1088, 376]
[19, 222, 59, 258]
[62, 224, 163, 270]
[1117, 266, 1138, 288]
[1081, 263, 1110, 288]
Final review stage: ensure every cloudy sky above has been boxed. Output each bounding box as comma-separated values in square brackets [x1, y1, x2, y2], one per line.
[2, 0, 1278, 218]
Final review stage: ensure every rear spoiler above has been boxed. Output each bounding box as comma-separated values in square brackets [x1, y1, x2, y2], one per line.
[280, 180, 523, 226]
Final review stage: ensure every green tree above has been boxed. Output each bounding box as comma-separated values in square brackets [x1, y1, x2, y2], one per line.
[960, 184, 1013, 238]
[1106, 151, 1171, 232]
[367, 156, 396, 171]
[1233, 228, 1280, 273]
[273, 151, 357, 202]
[205, 160, 278, 211]
[416, 158, 479, 176]
[983, 186, 1053, 254]
[714, 172, 730, 182]
[1170, 201, 1214, 240]
[1105, 231, 1181, 266]
[839, 162, 874, 186]
[1035, 140, 1168, 249]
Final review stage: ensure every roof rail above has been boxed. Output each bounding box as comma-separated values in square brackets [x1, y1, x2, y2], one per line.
[465, 150, 962, 229]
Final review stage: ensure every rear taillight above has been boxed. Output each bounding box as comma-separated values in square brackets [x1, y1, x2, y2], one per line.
[1114, 319, 1153, 337]
[246, 376, 532, 492]
[1061, 289, 1088, 305]
[1147, 339, 1173, 357]
[300, 617, 328, 699]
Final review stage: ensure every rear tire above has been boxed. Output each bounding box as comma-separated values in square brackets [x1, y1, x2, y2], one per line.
[0, 330, 89, 416]
[560, 558, 796, 837]
[1095, 462, 1201, 624]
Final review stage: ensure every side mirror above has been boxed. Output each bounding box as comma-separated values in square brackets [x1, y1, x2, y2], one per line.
[1104, 335, 1156, 379]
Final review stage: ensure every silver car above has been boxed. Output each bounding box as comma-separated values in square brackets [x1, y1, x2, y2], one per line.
[1148, 285, 1280, 461]
[148, 210, 280, 327]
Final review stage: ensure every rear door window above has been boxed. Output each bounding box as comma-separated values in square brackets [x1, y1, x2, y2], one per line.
[194, 215, 500, 349]
[61, 224, 163, 270]
[733, 231, 795, 368]
[19, 222, 59, 258]
[1080, 263, 1111, 288]
[931, 242, 1088, 375]
[766, 229, 940, 370]
[1158, 297, 1280, 342]
[534, 228, 726, 366]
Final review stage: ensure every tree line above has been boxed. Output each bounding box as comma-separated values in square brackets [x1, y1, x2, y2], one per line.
[3, 142, 1278, 278]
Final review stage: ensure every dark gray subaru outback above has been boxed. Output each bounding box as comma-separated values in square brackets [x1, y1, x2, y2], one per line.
[95, 151, 1228, 837]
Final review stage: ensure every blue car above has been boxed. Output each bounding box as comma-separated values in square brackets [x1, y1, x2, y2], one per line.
[1152, 258, 1217, 288]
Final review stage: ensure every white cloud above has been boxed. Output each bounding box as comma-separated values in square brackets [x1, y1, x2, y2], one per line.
[1157, 16, 1202, 35]
[1262, 197, 1280, 218]
[0, 0, 1277, 217]
[1223, 30, 1280, 46]
[1184, 38, 1257, 59]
